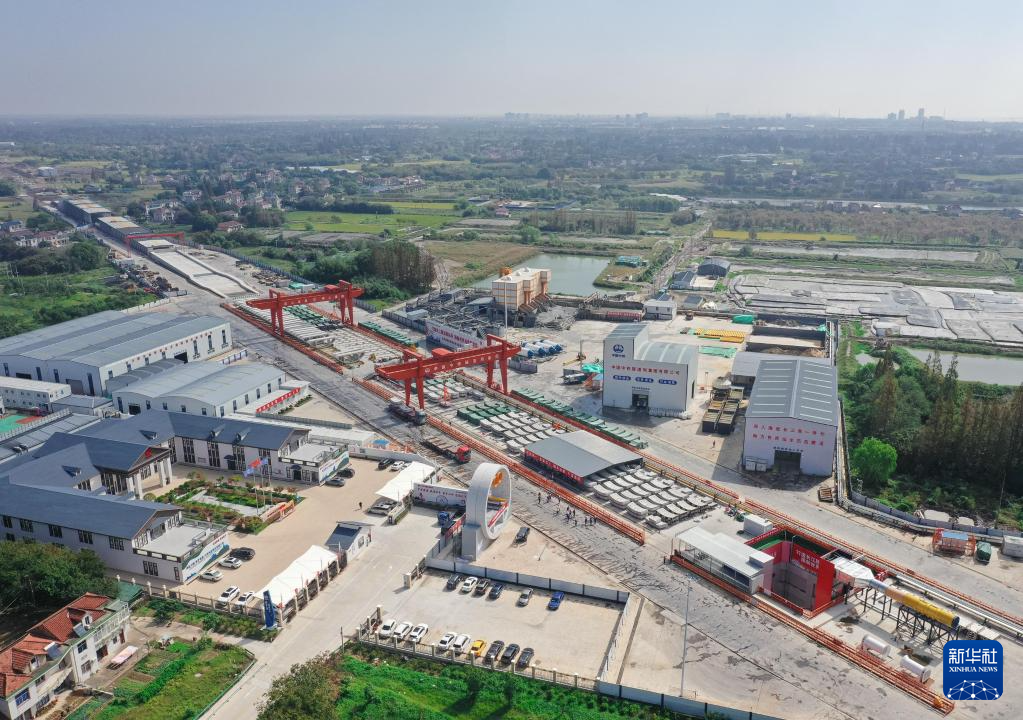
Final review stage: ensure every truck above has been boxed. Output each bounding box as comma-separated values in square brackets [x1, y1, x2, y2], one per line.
[423, 436, 472, 463]
[437, 510, 464, 530]
[388, 398, 427, 425]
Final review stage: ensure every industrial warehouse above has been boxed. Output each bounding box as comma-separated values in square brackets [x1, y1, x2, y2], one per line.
[602, 323, 698, 416]
[0, 310, 232, 395]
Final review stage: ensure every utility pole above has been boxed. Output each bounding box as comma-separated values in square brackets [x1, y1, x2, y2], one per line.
[680, 581, 691, 697]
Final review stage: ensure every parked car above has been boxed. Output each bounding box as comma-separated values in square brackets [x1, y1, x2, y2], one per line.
[516, 647, 535, 670]
[326, 476, 346, 487]
[377, 458, 394, 470]
[517, 588, 533, 606]
[232, 591, 254, 609]
[378, 619, 397, 638]
[515, 526, 530, 543]
[219, 556, 242, 569]
[199, 569, 223, 582]
[451, 634, 472, 655]
[500, 643, 521, 665]
[436, 632, 457, 651]
[484, 640, 505, 664]
[548, 591, 565, 611]
[446, 574, 463, 591]
[460, 577, 478, 594]
[408, 623, 429, 644]
[469, 639, 486, 657]
[393, 621, 413, 641]
[473, 578, 490, 596]
[217, 586, 240, 606]
[488, 583, 504, 600]
[340, 467, 355, 479]
[230, 547, 256, 561]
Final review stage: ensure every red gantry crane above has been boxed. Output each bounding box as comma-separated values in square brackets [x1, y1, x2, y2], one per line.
[377, 335, 521, 409]
[123, 231, 185, 258]
[246, 280, 364, 337]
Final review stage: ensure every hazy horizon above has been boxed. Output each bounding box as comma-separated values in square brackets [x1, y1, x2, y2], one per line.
[7, 0, 1023, 120]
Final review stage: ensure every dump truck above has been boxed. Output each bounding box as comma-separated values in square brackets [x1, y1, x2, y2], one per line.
[423, 436, 472, 463]
[388, 398, 427, 425]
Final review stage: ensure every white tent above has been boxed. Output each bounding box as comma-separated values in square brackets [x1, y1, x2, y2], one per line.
[376, 461, 437, 502]
[259, 545, 339, 606]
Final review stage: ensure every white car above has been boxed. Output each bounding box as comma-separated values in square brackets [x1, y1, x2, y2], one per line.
[217, 586, 240, 605]
[199, 569, 223, 582]
[393, 621, 413, 641]
[460, 577, 478, 594]
[232, 591, 254, 608]
[390, 461, 407, 472]
[451, 634, 472, 655]
[378, 619, 397, 638]
[219, 556, 242, 569]
[436, 632, 456, 651]
[408, 623, 429, 644]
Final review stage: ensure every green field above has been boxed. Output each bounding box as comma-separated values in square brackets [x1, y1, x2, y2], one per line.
[285, 210, 457, 235]
[956, 173, 1023, 182]
[67, 640, 252, 720]
[0, 197, 37, 222]
[382, 200, 458, 211]
[712, 229, 858, 242]
[0, 268, 149, 339]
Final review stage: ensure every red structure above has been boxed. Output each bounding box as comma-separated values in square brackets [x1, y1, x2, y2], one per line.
[124, 231, 185, 257]
[246, 280, 364, 337]
[377, 335, 520, 409]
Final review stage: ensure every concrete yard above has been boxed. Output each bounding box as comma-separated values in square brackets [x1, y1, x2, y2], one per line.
[384, 570, 623, 677]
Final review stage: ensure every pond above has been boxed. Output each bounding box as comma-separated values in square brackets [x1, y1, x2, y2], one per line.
[858, 350, 1023, 386]
[473, 253, 612, 296]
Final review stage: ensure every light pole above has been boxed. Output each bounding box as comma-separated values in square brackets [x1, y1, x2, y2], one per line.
[680, 580, 691, 697]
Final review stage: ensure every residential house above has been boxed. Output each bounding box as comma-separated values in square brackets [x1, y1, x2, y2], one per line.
[181, 190, 202, 203]
[0, 220, 24, 233]
[217, 221, 243, 234]
[0, 594, 130, 720]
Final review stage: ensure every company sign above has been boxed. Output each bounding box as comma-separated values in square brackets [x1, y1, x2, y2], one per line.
[635, 376, 654, 383]
[181, 531, 229, 583]
[425, 320, 483, 350]
[944, 640, 1003, 700]
[659, 378, 677, 385]
[263, 590, 277, 630]
[613, 374, 631, 381]
[412, 482, 468, 507]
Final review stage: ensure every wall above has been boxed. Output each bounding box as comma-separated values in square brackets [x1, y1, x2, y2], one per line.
[743, 416, 835, 476]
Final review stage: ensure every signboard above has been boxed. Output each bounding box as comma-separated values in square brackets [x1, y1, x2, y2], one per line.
[425, 319, 483, 351]
[181, 531, 229, 583]
[319, 450, 350, 481]
[412, 482, 468, 507]
[263, 590, 277, 630]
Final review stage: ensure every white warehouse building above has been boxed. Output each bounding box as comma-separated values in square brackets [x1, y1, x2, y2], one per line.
[109, 361, 306, 418]
[742, 357, 838, 476]
[0, 310, 232, 396]
[0, 377, 72, 413]
[602, 324, 698, 415]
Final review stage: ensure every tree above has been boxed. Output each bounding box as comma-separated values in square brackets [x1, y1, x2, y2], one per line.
[0, 541, 116, 613]
[257, 654, 339, 720]
[517, 224, 541, 244]
[738, 244, 754, 257]
[851, 438, 898, 491]
[191, 212, 218, 232]
[0, 180, 16, 197]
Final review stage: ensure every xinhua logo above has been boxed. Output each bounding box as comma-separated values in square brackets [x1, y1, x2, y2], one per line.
[944, 640, 1003, 701]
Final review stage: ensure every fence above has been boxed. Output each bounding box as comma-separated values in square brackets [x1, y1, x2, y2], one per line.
[0, 408, 71, 443]
[353, 634, 784, 720]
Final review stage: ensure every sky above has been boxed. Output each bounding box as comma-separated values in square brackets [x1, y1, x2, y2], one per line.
[5, 0, 1022, 120]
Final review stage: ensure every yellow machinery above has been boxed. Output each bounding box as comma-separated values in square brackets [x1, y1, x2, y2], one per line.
[869, 579, 959, 629]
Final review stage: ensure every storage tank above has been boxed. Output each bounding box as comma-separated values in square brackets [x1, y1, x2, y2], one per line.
[899, 655, 931, 683]
[976, 542, 992, 564]
[868, 579, 959, 629]
[860, 634, 890, 658]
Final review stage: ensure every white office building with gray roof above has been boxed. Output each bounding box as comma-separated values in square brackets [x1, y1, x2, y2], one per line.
[0, 310, 232, 396]
[742, 357, 839, 476]
[602, 323, 698, 415]
[109, 361, 306, 418]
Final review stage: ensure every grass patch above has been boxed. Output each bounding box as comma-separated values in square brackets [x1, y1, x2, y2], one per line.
[0, 196, 37, 222]
[285, 210, 457, 236]
[712, 229, 858, 242]
[425, 239, 539, 286]
[145, 599, 278, 641]
[0, 268, 150, 339]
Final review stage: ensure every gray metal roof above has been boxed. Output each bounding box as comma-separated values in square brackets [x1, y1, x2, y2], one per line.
[112, 362, 282, 406]
[0, 412, 101, 461]
[106, 358, 184, 392]
[77, 410, 304, 450]
[52, 395, 113, 409]
[746, 358, 838, 426]
[34, 433, 159, 473]
[0, 480, 176, 538]
[0, 311, 227, 367]
[637, 341, 696, 366]
[731, 351, 830, 379]
[698, 258, 731, 271]
[524, 430, 640, 478]
[607, 324, 647, 341]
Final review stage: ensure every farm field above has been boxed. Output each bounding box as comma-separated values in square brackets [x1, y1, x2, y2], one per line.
[956, 172, 1023, 182]
[0, 196, 37, 222]
[285, 209, 457, 235]
[377, 200, 458, 211]
[425, 239, 538, 285]
[712, 229, 858, 242]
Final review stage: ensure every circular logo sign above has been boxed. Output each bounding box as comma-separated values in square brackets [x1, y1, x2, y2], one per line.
[613, 344, 625, 353]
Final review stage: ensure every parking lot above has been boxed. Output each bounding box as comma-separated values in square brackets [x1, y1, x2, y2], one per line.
[178, 457, 406, 604]
[377, 570, 624, 677]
